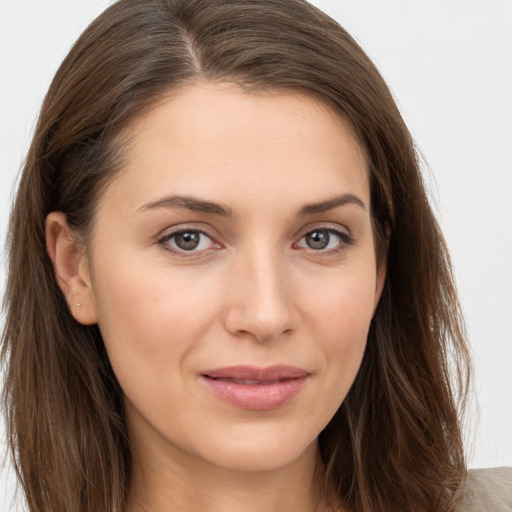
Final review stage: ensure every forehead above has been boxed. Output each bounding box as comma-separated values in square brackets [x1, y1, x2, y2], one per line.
[103, 82, 370, 216]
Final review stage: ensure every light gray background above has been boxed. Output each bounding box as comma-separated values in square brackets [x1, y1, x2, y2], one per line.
[1, 0, 511, 508]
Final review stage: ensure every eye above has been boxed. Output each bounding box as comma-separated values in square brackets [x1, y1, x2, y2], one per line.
[295, 228, 351, 252]
[160, 229, 217, 253]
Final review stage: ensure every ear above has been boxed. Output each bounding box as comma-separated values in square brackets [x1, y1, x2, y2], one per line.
[46, 212, 98, 325]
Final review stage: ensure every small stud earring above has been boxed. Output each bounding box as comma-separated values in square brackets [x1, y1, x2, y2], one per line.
[76, 303, 81, 310]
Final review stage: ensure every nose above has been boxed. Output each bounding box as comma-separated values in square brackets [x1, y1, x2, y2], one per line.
[223, 248, 298, 342]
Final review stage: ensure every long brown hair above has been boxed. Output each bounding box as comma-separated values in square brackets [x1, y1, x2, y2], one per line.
[2, 0, 470, 511]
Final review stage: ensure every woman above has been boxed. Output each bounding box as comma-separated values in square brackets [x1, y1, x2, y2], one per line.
[2, 0, 510, 511]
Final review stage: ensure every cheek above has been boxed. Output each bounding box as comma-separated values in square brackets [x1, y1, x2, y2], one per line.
[305, 263, 377, 340]
[91, 253, 222, 391]
[302, 267, 376, 400]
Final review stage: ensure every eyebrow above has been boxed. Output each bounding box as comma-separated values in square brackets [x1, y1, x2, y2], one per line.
[298, 194, 366, 216]
[136, 195, 234, 217]
[136, 192, 366, 218]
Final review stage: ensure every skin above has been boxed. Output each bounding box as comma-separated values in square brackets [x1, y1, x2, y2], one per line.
[47, 82, 386, 512]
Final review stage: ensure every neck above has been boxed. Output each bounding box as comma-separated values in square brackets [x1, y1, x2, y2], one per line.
[125, 437, 333, 512]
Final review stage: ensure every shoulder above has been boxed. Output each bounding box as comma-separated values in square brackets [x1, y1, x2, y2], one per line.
[454, 467, 512, 511]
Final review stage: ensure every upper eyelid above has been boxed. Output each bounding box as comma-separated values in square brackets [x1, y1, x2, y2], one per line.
[299, 226, 348, 238]
[158, 224, 217, 241]
[295, 227, 351, 245]
[294, 222, 351, 240]
[160, 229, 213, 243]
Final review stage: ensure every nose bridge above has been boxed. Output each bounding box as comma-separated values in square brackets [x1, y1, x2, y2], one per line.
[224, 241, 296, 341]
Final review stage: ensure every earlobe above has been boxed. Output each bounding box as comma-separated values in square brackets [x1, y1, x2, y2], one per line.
[45, 212, 98, 325]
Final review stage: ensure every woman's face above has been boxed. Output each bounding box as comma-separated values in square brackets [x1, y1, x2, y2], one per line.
[85, 83, 385, 473]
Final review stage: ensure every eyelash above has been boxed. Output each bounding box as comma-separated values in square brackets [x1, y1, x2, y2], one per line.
[157, 226, 354, 258]
[158, 228, 219, 258]
[294, 227, 354, 257]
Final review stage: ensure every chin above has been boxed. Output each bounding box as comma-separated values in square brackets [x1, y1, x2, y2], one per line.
[192, 425, 319, 473]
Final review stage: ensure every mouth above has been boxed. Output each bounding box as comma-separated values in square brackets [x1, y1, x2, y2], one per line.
[200, 365, 310, 411]
[210, 378, 290, 384]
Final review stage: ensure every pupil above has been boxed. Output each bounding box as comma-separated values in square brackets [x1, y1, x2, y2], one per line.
[306, 230, 329, 250]
[176, 231, 200, 250]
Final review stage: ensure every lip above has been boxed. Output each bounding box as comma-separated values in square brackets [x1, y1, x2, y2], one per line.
[200, 365, 310, 411]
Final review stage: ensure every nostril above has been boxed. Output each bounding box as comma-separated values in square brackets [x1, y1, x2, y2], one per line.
[222, 274, 297, 341]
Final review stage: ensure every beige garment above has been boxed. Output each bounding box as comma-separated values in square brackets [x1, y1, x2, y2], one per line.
[454, 467, 512, 511]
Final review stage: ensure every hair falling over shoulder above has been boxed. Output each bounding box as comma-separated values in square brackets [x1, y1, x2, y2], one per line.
[2, 1, 470, 511]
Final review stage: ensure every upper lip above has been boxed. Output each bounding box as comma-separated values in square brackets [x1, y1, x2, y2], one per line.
[201, 365, 309, 382]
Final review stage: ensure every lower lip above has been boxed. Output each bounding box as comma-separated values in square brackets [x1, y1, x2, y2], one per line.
[201, 376, 308, 411]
